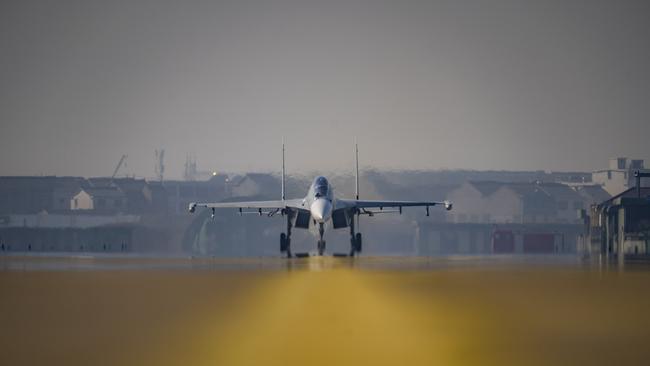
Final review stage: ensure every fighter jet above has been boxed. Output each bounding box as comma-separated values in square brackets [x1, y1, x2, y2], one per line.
[189, 145, 452, 257]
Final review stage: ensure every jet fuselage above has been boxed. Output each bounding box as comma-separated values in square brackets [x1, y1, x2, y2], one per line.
[305, 176, 333, 224]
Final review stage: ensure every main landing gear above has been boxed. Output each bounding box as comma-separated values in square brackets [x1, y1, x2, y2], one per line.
[349, 215, 362, 257]
[281, 212, 362, 258]
[280, 210, 293, 258]
[317, 223, 326, 256]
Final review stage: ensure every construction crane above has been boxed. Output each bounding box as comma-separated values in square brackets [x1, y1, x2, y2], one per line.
[111, 154, 128, 183]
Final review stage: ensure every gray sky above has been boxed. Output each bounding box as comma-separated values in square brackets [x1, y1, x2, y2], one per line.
[1, 0, 649, 179]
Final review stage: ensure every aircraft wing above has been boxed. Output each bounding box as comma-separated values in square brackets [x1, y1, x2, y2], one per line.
[336, 199, 452, 211]
[189, 199, 306, 213]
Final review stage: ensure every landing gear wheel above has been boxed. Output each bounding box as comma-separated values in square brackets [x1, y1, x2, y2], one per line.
[317, 222, 326, 256]
[280, 233, 288, 252]
[355, 233, 362, 253]
[317, 240, 326, 256]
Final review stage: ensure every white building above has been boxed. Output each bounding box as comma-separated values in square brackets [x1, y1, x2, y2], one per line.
[592, 157, 646, 196]
[71, 187, 126, 212]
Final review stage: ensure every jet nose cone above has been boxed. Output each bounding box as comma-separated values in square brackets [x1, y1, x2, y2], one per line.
[310, 199, 332, 223]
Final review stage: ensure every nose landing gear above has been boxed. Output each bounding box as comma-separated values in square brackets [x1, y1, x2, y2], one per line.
[317, 222, 326, 256]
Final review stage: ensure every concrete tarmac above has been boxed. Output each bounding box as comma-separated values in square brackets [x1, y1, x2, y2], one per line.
[1, 255, 650, 366]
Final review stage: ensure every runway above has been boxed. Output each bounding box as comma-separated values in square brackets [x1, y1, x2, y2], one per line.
[2, 255, 650, 366]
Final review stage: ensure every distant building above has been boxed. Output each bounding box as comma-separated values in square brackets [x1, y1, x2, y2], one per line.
[0, 176, 134, 215]
[165, 174, 227, 215]
[447, 181, 589, 224]
[574, 185, 611, 207]
[417, 221, 583, 255]
[536, 183, 586, 223]
[447, 181, 509, 224]
[145, 181, 168, 214]
[0, 177, 59, 214]
[51, 177, 86, 212]
[592, 157, 648, 196]
[547, 171, 592, 185]
[582, 186, 650, 256]
[228, 173, 281, 199]
[71, 187, 126, 212]
[82, 177, 169, 214]
[448, 181, 556, 224]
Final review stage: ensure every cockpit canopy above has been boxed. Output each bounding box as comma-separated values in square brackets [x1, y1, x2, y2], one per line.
[314, 176, 329, 198]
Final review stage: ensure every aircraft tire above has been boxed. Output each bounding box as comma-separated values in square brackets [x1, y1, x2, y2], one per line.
[280, 233, 287, 252]
[355, 233, 362, 252]
[317, 240, 325, 256]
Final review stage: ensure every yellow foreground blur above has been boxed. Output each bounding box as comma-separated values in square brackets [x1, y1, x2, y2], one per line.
[2, 256, 650, 366]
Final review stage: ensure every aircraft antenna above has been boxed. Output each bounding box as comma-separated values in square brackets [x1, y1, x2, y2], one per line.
[355, 142, 359, 200]
[355, 141, 361, 232]
[281, 141, 285, 201]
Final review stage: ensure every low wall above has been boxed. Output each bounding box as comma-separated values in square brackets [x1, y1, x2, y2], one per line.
[0, 226, 167, 253]
[417, 222, 584, 255]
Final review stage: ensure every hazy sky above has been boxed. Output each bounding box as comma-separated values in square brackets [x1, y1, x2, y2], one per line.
[1, 0, 649, 178]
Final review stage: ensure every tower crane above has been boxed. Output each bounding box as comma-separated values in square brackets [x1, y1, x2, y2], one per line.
[110, 154, 128, 183]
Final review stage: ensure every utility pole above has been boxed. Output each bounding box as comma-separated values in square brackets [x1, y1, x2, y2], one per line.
[155, 149, 165, 182]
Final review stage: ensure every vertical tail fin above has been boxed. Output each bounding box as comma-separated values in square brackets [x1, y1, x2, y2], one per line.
[355, 142, 361, 232]
[355, 142, 359, 200]
[281, 141, 286, 201]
